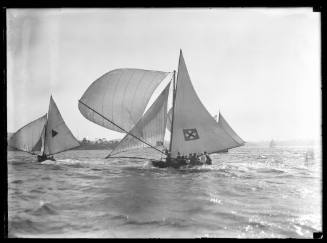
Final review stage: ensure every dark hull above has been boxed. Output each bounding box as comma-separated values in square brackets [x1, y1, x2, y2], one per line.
[151, 160, 188, 169]
[218, 149, 228, 153]
[151, 160, 170, 168]
[151, 160, 206, 169]
[37, 155, 56, 162]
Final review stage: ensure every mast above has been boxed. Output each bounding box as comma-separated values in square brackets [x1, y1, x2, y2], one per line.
[169, 69, 177, 154]
[42, 120, 48, 156]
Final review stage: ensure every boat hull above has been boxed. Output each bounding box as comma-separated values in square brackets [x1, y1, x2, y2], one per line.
[151, 159, 186, 169]
[151, 159, 205, 169]
[37, 155, 56, 162]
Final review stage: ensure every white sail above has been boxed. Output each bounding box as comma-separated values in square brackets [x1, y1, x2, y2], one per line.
[217, 112, 245, 145]
[8, 114, 47, 154]
[31, 125, 45, 152]
[170, 51, 244, 157]
[78, 69, 170, 133]
[109, 82, 171, 157]
[166, 108, 172, 132]
[44, 96, 80, 155]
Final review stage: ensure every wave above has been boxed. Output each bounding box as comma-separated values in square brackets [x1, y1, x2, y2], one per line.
[122, 217, 191, 229]
[41, 159, 82, 165]
[40, 159, 113, 170]
[32, 202, 58, 216]
[256, 168, 287, 174]
[11, 179, 24, 184]
[9, 218, 41, 234]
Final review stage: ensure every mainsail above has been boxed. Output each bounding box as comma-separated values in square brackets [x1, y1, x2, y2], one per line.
[169, 51, 244, 157]
[78, 69, 170, 133]
[8, 114, 47, 154]
[44, 96, 80, 155]
[168, 110, 244, 149]
[108, 82, 171, 157]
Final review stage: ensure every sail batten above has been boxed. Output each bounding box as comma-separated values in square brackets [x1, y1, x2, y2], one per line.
[79, 69, 170, 133]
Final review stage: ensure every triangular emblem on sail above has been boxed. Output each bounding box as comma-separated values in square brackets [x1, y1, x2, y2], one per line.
[52, 129, 58, 137]
[78, 69, 170, 133]
[108, 81, 171, 157]
[44, 96, 80, 155]
[8, 114, 47, 153]
[170, 51, 244, 157]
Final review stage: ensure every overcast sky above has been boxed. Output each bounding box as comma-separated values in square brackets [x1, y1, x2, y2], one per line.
[7, 8, 321, 142]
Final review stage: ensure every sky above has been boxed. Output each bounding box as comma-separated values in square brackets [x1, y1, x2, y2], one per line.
[7, 8, 321, 142]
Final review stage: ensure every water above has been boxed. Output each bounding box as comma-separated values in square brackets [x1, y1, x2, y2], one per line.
[7, 146, 322, 238]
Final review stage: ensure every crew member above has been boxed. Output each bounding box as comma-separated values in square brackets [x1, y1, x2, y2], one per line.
[204, 151, 212, 165]
[199, 153, 206, 164]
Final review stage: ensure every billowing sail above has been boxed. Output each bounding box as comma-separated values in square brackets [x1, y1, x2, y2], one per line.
[8, 114, 47, 153]
[170, 51, 244, 157]
[44, 96, 80, 155]
[78, 69, 170, 133]
[108, 82, 171, 157]
[217, 112, 245, 145]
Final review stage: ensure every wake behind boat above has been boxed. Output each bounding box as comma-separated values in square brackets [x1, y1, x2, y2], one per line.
[78, 50, 244, 168]
[8, 96, 80, 162]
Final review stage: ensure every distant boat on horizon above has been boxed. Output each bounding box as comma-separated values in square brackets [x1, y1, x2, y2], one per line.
[8, 96, 80, 162]
[78, 50, 245, 168]
[269, 139, 276, 148]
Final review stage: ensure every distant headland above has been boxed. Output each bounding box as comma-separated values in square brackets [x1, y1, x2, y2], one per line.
[7, 132, 320, 151]
[7, 133, 120, 151]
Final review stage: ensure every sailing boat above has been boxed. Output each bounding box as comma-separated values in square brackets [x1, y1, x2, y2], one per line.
[78, 50, 244, 167]
[269, 139, 276, 148]
[8, 96, 80, 162]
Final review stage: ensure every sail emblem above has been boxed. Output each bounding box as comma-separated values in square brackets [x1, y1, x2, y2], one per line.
[52, 129, 58, 137]
[183, 128, 199, 141]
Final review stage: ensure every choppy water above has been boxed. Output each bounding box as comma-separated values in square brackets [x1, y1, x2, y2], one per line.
[7, 146, 322, 238]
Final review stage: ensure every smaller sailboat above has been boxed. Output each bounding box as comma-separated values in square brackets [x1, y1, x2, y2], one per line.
[8, 96, 80, 162]
[269, 139, 276, 148]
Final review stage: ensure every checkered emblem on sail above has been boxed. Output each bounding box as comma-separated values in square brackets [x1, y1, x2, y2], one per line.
[183, 128, 199, 141]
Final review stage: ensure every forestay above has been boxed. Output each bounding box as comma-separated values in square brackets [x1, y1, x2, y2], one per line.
[9, 114, 47, 154]
[78, 69, 170, 133]
[44, 96, 80, 155]
[108, 82, 171, 157]
[170, 51, 244, 157]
